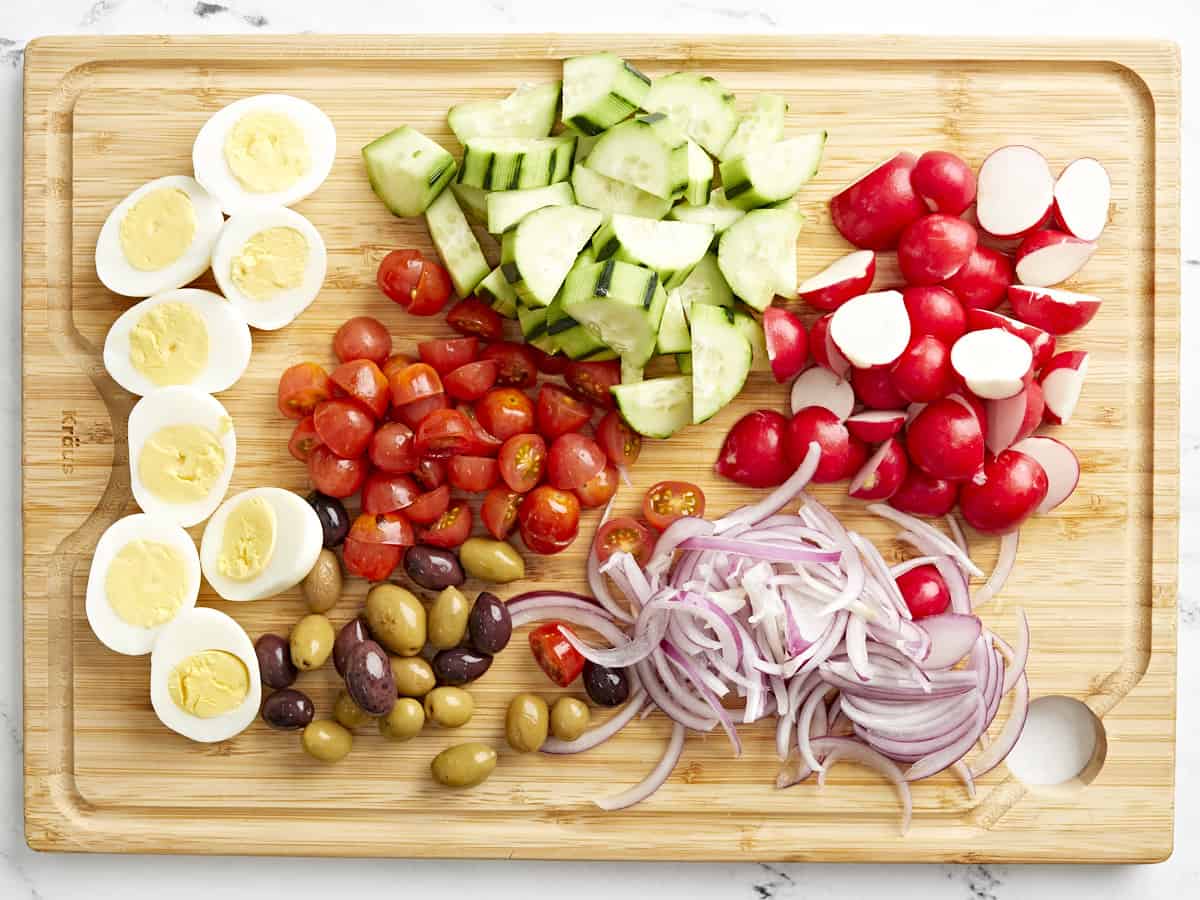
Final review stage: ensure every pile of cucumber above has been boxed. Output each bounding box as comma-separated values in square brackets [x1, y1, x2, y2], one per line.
[361, 52, 826, 439]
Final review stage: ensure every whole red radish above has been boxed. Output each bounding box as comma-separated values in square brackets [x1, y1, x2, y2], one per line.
[910, 151, 977, 216]
[1014, 229, 1097, 287]
[906, 397, 984, 481]
[829, 152, 926, 250]
[896, 565, 951, 619]
[798, 250, 876, 311]
[890, 335, 952, 403]
[848, 437, 908, 501]
[762, 307, 809, 382]
[902, 286, 966, 345]
[809, 313, 851, 378]
[897, 214, 978, 285]
[943, 245, 1013, 311]
[965, 308, 1057, 372]
[959, 449, 1048, 534]
[1007, 285, 1102, 336]
[715, 410, 792, 488]
[889, 468, 959, 517]
[1038, 350, 1089, 426]
[852, 366, 906, 410]
[785, 406, 860, 482]
[975, 145, 1054, 239]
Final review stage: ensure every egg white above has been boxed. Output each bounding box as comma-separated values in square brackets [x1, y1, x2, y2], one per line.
[199, 487, 323, 602]
[103, 288, 253, 397]
[210, 208, 327, 330]
[192, 93, 337, 216]
[128, 387, 237, 528]
[85, 514, 201, 656]
[95, 175, 224, 299]
[150, 607, 262, 743]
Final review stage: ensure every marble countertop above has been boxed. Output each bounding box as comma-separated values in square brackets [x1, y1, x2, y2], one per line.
[2, 1, 1196, 897]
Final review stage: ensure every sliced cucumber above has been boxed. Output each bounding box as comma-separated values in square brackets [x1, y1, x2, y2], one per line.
[620, 357, 645, 385]
[562, 53, 652, 135]
[502, 205, 603, 307]
[424, 188, 489, 297]
[690, 304, 752, 424]
[450, 183, 489, 226]
[571, 164, 672, 220]
[732, 309, 770, 372]
[459, 135, 575, 191]
[685, 139, 713, 206]
[516, 301, 557, 354]
[675, 253, 735, 312]
[546, 250, 614, 360]
[586, 114, 689, 199]
[362, 126, 457, 217]
[612, 375, 693, 439]
[669, 187, 746, 235]
[591, 214, 714, 286]
[562, 260, 668, 366]
[719, 131, 827, 210]
[655, 290, 691, 354]
[486, 182, 575, 234]
[448, 81, 561, 144]
[717, 208, 804, 311]
[720, 93, 788, 161]
[565, 124, 602, 164]
[476, 267, 518, 318]
[642, 72, 738, 157]
[675, 353, 693, 375]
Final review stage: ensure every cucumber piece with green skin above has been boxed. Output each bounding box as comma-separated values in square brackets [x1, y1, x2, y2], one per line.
[516, 301, 557, 354]
[685, 140, 713, 206]
[458, 135, 575, 191]
[719, 93, 788, 162]
[612, 375, 693, 439]
[565, 124, 602, 164]
[642, 72, 739, 157]
[571, 164, 672, 220]
[620, 357, 645, 384]
[486, 182, 575, 234]
[591, 213, 714, 287]
[476, 267, 518, 318]
[655, 290, 690, 354]
[654, 254, 735, 354]
[562, 53, 652, 135]
[669, 187, 746, 235]
[362, 126, 457, 217]
[424, 188, 490, 298]
[561, 259, 668, 367]
[676, 353, 693, 375]
[546, 250, 615, 360]
[719, 132, 827, 210]
[690, 304, 753, 424]
[732, 309, 770, 373]
[586, 114, 689, 200]
[502, 205, 603, 307]
[717, 208, 804, 311]
[448, 81, 561, 144]
[450, 183, 489, 226]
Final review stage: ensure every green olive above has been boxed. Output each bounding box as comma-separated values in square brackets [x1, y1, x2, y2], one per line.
[550, 696, 591, 742]
[459, 538, 526, 584]
[333, 689, 374, 730]
[505, 693, 549, 753]
[390, 655, 436, 698]
[427, 586, 471, 650]
[423, 686, 474, 728]
[302, 548, 342, 613]
[431, 742, 497, 788]
[365, 584, 426, 656]
[290, 614, 335, 671]
[301, 720, 352, 763]
[379, 697, 425, 741]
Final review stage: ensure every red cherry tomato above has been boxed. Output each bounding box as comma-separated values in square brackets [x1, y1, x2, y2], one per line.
[417, 337, 479, 375]
[481, 486, 523, 539]
[518, 486, 580, 555]
[288, 416, 321, 462]
[330, 359, 390, 420]
[715, 409, 791, 488]
[528, 344, 568, 376]
[896, 565, 951, 619]
[443, 360, 499, 402]
[564, 359, 620, 408]
[594, 516, 655, 566]
[595, 410, 641, 468]
[536, 384, 593, 440]
[498, 433, 547, 493]
[361, 472, 420, 515]
[377, 249, 452, 316]
[446, 298, 504, 340]
[307, 445, 368, 498]
[415, 408, 473, 458]
[546, 433, 606, 490]
[458, 404, 503, 457]
[575, 463, 619, 509]
[277, 362, 332, 420]
[369, 422, 418, 474]
[395, 393, 449, 429]
[480, 341, 538, 388]
[334, 316, 392, 366]
[389, 363, 444, 407]
[313, 399, 374, 459]
[405, 485, 451, 525]
[529, 622, 586, 687]
[413, 457, 448, 491]
[642, 480, 706, 530]
[476, 388, 535, 441]
[418, 500, 472, 548]
[349, 511, 415, 546]
[382, 353, 415, 381]
[448, 455, 499, 492]
[342, 537, 403, 581]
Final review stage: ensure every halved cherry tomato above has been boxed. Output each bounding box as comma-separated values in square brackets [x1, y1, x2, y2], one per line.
[481, 486, 522, 539]
[458, 404, 503, 457]
[529, 622, 586, 687]
[642, 480, 705, 530]
[594, 516, 656, 566]
[518, 486, 580, 555]
[369, 422, 418, 474]
[546, 433, 606, 490]
[395, 393, 449, 429]
[307, 445, 369, 498]
[378, 249, 452, 316]
[361, 472, 419, 515]
[480, 341, 538, 388]
[447, 298, 504, 340]
[536, 384, 593, 440]
[313, 399, 374, 459]
[415, 408, 473, 458]
[565, 359, 620, 408]
[418, 500, 472, 548]
[389, 363, 443, 407]
[418, 337, 479, 375]
[448, 455, 499, 492]
[331, 359, 389, 420]
[405, 485, 451, 525]
[342, 537, 403, 581]
[595, 409, 642, 468]
[278, 362, 332, 420]
[499, 433, 547, 493]
[334, 316, 391, 366]
[414, 457, 448, 491]
[288, 416, 321, 462]
[350, 511, 415, 546]
[575, 463, 618, 508]
[443, 360, 499, 402]
[382, 353, 415, 381]
[528, 344, 568, 376]
[476, 388, 534, 441]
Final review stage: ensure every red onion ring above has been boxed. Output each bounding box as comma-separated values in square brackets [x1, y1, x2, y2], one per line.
[595, 722, 686, 811]
[973, 529, 1020, 607]
[541, 691, 649, 755]
[811, 736, 913, 834]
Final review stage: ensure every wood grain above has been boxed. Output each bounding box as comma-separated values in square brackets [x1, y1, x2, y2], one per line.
[21, 35, 1180, 862]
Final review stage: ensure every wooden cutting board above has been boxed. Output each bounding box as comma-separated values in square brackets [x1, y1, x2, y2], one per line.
[21, 35, 1180, 862]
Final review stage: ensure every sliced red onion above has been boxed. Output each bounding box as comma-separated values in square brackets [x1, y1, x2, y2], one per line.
[713, 442, 821, 534]
[679, 535, 841, 564]
[973, 529, 1019, 607]
[651, 647, 721, 721]
[595, 722, 686, 811]
[995, 609, 1030, 695]
[946, 514, 969, 556]
[635, 658, 717, 732]
[918, 614, 983, 669]
[932, 556, 972, 616]
[905, 698, 987, 781]
[508, 602, 630, 648]
[561, 605, 667, 668]
[798, 684, 837, 772]
[868, 503, 984, 577]
[776, 750, 815, 788]
[661, 642, 743, 756]
[811, 737, 912, 834]
[541, 690, 649, 754]
[647, 515, 715, 579]
[968, 672, 1030, 778]
[845, 614, 874, 680]
[889, 555, 946, 578]
[952, 760, 976, 799]
[810, 694, 829, 739]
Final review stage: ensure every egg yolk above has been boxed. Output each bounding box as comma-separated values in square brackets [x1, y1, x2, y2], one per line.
[128, 302, 210, 387]
[217, 495, 277, 582]
[230, 227, 308, 300]
[138, 425, 226, 504]
[168, 650, 250, 718]
[118, 187, 197, 272]
[223, 110, 310, 193]
[104, 540, 188, 628]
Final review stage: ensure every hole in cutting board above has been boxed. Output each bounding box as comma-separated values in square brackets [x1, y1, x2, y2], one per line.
[1006, 695, 1107, 792]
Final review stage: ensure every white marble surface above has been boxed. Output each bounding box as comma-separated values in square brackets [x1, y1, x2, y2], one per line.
[1, 1, 1197, 896]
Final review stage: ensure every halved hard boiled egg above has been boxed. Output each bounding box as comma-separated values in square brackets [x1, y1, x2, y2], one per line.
[129, 387, 237, 527]
[150, 607, 261, 743]
[192, 94, 336, 216]
[85, 514, 201, 656]
[210, 208, 327, 330]
[199, 487, 323, 602]
[103, 289, 252, 396]
[95, 175, 224, 298]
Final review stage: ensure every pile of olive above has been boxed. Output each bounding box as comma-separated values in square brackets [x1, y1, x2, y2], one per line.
[402, 538, 525, 591]
[505, 693, 592, 753]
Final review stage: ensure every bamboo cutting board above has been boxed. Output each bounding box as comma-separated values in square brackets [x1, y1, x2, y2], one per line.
[22, 35, 1180, 862]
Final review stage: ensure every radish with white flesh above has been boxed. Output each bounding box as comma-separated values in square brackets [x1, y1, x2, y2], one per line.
[910, 150, 977, 215]
[762, 307, 809, 382]
[1014, 230, 1098, 287]
[785, 406, 866, 482]
[1011, 435, 1081, 512]
[906, 397, 985, 481]
[829, 152, 926, 250]
[845, 409, 906, 443]
[903, 286, 966, 345]
[965, 308, 1057, 371]
[849, 437, 909, 501]
[950, 328, 1033, 400]
[852, 366, 905, 411]
[975, 145, 1054, 238]
[890, 467, 959, 517]
[789, 366, 855, 421]
[1038, 350, 1089, 425]
[1053, 157, 1111, 241]
[829, 290, 910, 369]
[942, 245, 1013, 311]
[959, 449, 1048, 534]
[809, 313, 851, 378]
[905, 402, 926, 425]
[984, 381, 1044, 455]
[1007, 285, 1101, 336]
[897, 214, 978, 285]
[798, 250, 876, 312]
[890, 334, 952, 403]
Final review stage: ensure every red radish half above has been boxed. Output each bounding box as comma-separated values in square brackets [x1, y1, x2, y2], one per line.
[942, 245, 1013, 311]
[851, 366, 905, 411]
[946, 391, 988, 446]
[950, 328, 1033, 400]
[906, 398, 985, 481]
[848, 437, 909, 501]
[890, 335, 952, 403]
[715, 410, 792, 488]
[906, 402, 927, 425]
[829, 153, 926, 250]
[785, 407, 861, 482]
[1053, 157, 1111, 242]
[1007, 285, 1102, 336]
[798, 251, 876, 311]
[829, 290, 911, 368]
[1011, 435, 1081, 512]
[959, 449, 1048, 534]
[984, 382, 1044, 455]
[809, 313, 851, 378]
[762, 307, 809, 382]
[789, 366, 855, 421]
[910, 150, 977, 216]
[975, 145, 1054, 238]
[1038, 350, 1089, 425]
[1014, 229, 1097, 287]
[966, 308, 1057, 371]
[903, 286, 966, 345]
[897, 214, 978, 285]
[845, 409, 906, 443]
[889, 468, 959, 517]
